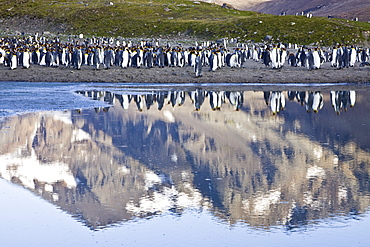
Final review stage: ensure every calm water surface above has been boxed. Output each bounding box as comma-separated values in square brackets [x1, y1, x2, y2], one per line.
[0, 82, 370, 246]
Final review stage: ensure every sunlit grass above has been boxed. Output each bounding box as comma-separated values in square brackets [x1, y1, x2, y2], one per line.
[1, 0, 369, 45]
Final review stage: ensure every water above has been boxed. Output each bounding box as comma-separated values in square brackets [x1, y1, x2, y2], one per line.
[0, 82, 370, 246]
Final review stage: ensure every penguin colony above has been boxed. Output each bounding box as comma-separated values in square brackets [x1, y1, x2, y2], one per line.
[76, 89, 356, 115]
[0, 35, 369, 77]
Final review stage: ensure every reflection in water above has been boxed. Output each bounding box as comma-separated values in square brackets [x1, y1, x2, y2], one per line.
[75, 89, 357, 115]
[0, 88, 369, 231]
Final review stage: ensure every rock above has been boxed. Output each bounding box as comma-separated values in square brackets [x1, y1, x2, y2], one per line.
[221, 3, 235, 10]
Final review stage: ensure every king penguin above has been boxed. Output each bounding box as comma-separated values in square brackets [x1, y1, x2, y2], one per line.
[194, 52, 202, 77]
[22, 48, 30, 69]
[10, 51, 17, 70]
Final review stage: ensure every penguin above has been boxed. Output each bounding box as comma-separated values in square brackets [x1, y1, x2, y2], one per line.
[209, 51, 218, 71]
[252, 46, 259, 62]
[103, 47, 114, 69]
[170, 49, 177, 67]
[342, 45, 349, 68]
[45, 49, 53, 67]
[92, 47, 101, 69]
[0, 47, 5, 65]
[194, 52, 202, 77]
[288, 53, 297, 66]
[312, 48, 321, 69]
[298, 47, 307, 67]
[156, 47, 165, 68]
[22, 48, 30, 69]
[177, 49, 185, 67]
[279, 47, 287, 67]
[114, 48, 122, 66]
[331, 46, 338, 67]
[131, 50, 141, 68]
[262, 48, 271, 67]
[349, 46, 357, 67]
[39, 47, 46, 66]
[10, 51, 17, 70]
[229, 53, 239, 68]
[306, 49, 314, 70]
[238, 48, 247, 68]
[336, 46, 343, 69]
[143, 48, 154, 68]
[73, 47, 83, 70]
[270, 45, 280, 69]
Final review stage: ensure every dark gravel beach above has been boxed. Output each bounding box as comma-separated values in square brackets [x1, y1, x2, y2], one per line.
[1, 59, 369, 84]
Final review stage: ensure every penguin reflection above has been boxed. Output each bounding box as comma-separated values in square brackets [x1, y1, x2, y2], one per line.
[330, 91, 356, 115]
[305, 91, 323, 113]
[188, 89, 207, 111]
[264, 91, 285, 115]
[226, 91, 244, 111]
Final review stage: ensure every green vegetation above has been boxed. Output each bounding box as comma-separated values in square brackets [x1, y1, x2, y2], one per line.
[1, 0, 370, 45]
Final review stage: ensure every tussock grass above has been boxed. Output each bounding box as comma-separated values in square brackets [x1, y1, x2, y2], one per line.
[1, 0, 369, 45]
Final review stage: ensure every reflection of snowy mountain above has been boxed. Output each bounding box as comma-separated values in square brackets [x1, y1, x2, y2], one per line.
[0, 90, 369, 230]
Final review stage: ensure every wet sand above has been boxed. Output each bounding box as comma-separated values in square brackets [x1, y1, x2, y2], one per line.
[1, 59, 369, 84]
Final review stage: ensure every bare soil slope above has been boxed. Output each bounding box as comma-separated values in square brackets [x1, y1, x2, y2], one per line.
[209, 0, 370, 22]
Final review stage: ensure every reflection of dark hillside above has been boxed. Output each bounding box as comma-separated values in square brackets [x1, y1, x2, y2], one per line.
[0, 88, 369, 231]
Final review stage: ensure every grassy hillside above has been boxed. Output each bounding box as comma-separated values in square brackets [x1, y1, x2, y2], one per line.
[1, 0, 369, 45]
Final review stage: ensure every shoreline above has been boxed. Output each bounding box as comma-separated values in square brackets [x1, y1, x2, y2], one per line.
[1, 60, 369, 84]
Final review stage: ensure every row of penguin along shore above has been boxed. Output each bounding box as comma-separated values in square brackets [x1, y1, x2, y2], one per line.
[0, 35, 370, 83]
